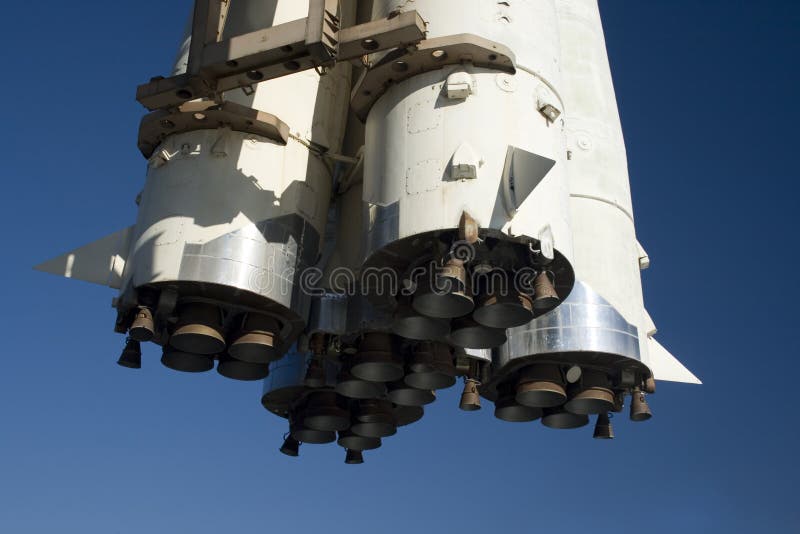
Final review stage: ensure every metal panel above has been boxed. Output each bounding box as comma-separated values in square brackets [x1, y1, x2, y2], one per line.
[138, 100, 289, 158]
[176, 215, 319, 311]
[307, 293, 349, 335]
[187, 0, 224, 74]
[337, 10, 426, 60]
[305, 0, 339, 63]
[351, 33, 516, 121]
[261, 346, 338, 414]
[137, 8, 426, 110]
[494, 280, 642, 370]
[261, 348, 309, 414]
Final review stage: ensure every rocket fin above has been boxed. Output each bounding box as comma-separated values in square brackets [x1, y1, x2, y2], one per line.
[501, 146, 556, 217]
[35, 227, 133, 289]
[646, 337, 701, 385]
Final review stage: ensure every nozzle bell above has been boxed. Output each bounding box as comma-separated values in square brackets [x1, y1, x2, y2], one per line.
[593, 412, 614, 439]
[473, 290, 533, 329]
[391, 302, 451, 340]
[533, 271, 559, 312]
[302, 391, 350, 432]
[279, 435, 300, 457]
[459, 378, 481, 411]
[304, 358, 326, 388]
[412, 260, 474, 319]
[117, 338, 142, 369]
[337, 430, 381, 451]
[404, 342, 457, 390]
[494, 383, 542, 422]
[229, 314, 281, 364]
[345, 449, 364, 464]
[515, 364, 566, 408]
[630, 388, 653, 422]
[335, 365, 388, 399]
[170, 303, 226, 355]
[541, 407, 589, 429]
[449, 317, 507, 349]
[129, 307, 155, 342]
[349, 333, 404, 383]
[289, 412, 336, 444]
[161, 346, 214, 373]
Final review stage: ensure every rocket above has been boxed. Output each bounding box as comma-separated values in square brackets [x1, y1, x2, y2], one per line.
[37, 0, 699, 461]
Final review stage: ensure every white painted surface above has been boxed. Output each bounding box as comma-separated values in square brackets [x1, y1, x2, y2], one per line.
[121, 0, 354, 297]
[364, 0, 573, 261]
[35, 226, 133, 289]
[648, 337, 702, 384]
[555, 0, 697, 382]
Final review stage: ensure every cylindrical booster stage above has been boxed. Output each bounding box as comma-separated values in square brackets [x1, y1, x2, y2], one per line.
[485, 0, 661, 411]
[357, 0, 576, 342]
[116, 0, 355, 363]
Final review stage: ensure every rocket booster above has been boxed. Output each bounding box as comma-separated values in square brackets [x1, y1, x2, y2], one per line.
[38, 0, 698, 461]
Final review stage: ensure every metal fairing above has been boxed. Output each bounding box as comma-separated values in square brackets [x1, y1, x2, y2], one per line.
[261, 348, 311, 415]
[175, 214, 319, 312]
[488, 280, 647, 395]
[499, 280, 641, 365]
[307, 293, 350, 336]
[261, 346, 339, 415]
[307, 292, 394, 338]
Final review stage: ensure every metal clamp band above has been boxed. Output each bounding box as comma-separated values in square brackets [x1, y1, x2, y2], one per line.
[136, 3, 426, 111]
[350, 33, 516, 121]
[137, 100, 289, 158]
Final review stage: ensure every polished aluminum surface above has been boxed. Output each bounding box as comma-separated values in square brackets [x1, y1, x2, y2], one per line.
[364, 202, 400, 263]
[308, 293, 349, 335]
[495, 280, 641, 369]
[345, 294, 394, 335]
[177, 215, 319, 313]
[307, 292, 395, 338]
[460, 347, 493, 364]
[262, 349, 307, 396]
[260, 346, 337, 414]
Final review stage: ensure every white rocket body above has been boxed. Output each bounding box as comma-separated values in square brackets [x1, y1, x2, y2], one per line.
[37, 0, 697, 445]
[40, 1, 355, 353]
[494, 0, 697, 385]
[554, 0, 697, 383]
[363, 0, 572, 263]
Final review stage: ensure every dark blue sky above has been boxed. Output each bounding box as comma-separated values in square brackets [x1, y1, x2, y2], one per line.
[2, 1, 798, 532]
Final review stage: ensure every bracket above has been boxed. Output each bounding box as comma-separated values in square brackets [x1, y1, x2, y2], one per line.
[350, 34, 516, 121]
[136, 0, 426, 111]
[138, 100, 289, 158]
